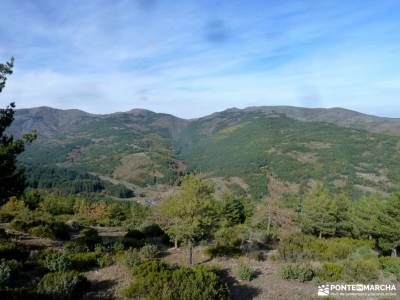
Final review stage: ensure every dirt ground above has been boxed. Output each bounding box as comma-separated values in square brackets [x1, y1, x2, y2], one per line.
[79, 246, 316, 300]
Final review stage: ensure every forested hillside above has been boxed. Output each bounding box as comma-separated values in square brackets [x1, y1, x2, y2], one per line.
[10, 106, 400, 200]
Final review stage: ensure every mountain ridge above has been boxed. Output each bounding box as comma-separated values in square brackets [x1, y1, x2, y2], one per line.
[9, 105, 400, 200]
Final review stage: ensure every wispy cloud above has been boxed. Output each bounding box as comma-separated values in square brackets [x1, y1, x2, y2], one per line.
[0, 0, 400, 118]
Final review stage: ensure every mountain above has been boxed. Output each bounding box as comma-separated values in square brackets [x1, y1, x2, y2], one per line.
[9, 106, 400, 200]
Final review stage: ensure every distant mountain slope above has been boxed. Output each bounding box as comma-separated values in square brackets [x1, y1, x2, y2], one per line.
[176, 109, 400, 198]
[9, 105, 400, 199]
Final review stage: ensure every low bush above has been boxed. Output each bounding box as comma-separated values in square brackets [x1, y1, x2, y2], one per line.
[97, 253, 114, 268]
[380, 256, 400, 281]
[278, 233, 314, 261]
[64, 241, 89, 254]
[341, 258, 380, 283]
[30, 225, 53, 238]
[37, 271, 90, 300]
[68, 252, 99, 271]
[238, 264, 253, 281]
[205, 244, 242, 258]
[316, 262, 343, 282]
[140, 244, 159, 260]
[74, 227, 101, 250]
[44, 253, 71, 272]
[123, 260, 229, 300]
[278, 233, 375, 262]
[0, 261, 11, 287]
[120, 248, 142, 268]
[281, 263, 315, 282]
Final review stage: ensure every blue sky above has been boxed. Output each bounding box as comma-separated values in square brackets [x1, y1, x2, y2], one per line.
[0, 0, 400, 118]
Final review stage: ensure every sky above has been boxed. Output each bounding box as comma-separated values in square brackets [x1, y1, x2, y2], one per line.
[0, 0, 400, 118]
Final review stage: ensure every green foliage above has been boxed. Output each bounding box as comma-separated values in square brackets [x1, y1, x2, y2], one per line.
[74, 227, 101, 250]
[205, 244, 242, 258]
[123, 260, 229, 300]
[0, 261, 11, 287]
[219, 194, 248, 226]
[281, 263, 315, 282]
[177, 111, 400, 199]
[341, 258, 380, 283]
[67, 252, 99, 271]
[278, 233, 375, 262]
[237, 264, 253, 281]
[140, 244, 159, 260]
[37, 271, 90, 300]
[316, 262, 343, 282]
[159, 175, 216, 264]
[376, 190, 400, 255]
[44, 253, 71, 272]
[120, 248, 142, 268]
[97, 253, 114, 268]
[0, 90, 37, 204]
[26, 166, 134, 197]
[300, 185, 353, 238]
[278, 233, 314, 261]
[379, 256, 400, 281]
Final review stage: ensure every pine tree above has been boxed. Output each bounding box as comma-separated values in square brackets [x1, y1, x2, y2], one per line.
[300, 184, 336, 238]
[377, 190, 400, 256]
[159, 175, 216, 264]
[0, 58, 36, 204]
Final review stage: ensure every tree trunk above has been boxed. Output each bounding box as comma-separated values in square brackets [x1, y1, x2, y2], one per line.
[174, 238, 178, 249]
[319, 231, 322, 239]
[267, 210, 271, 235]
[391, 248, 397, 257]
[187, 240, 193, 264]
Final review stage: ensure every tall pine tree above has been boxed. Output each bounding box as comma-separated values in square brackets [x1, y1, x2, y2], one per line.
[0, 58, 37, 204]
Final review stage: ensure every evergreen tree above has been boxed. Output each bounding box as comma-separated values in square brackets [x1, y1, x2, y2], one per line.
[377, 190, 400, 256]
[332, 193, 353, 237]
[353, 194, 384, 240]
[159, 175, 216, 264]
[0, 58, 36, 204]
[300, 184, 336, 238]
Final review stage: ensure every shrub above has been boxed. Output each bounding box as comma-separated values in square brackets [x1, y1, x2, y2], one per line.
[68, 252, 99, 270]
[140, 244, 159, 260]
[123, 260, 229, 300]
[341, 259, 380, 283]
[238, 264, 253, 281]
[205, 244, 242, 258]
[64, 241, 89, 254]
[120, 248, 142, 268]
[74, 227, 101, 250]
[278, 233, 314, 261]
[30, 225, 53, 238]
[317, 262, 343, 282]
[281, 263, 315, 282]
[97, 253, 114, 268]
[37, 271, 90, 299]
[0, 261, 11, 287]
[44, 253, 71, 272]
[380, 256, 400, 281]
